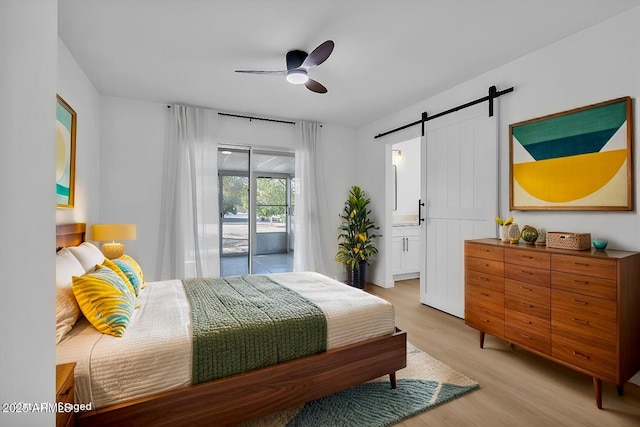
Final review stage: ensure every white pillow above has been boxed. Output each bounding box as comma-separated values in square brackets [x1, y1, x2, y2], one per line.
[68, 242, 105, 273]
[55, 248, 85, 343]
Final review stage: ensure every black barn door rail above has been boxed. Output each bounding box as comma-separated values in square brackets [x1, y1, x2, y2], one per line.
[374, 85, 514, 139]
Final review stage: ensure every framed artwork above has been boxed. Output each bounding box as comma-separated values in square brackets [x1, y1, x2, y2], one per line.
[56, 95, 76, 208]
[510, 96, 633, 211]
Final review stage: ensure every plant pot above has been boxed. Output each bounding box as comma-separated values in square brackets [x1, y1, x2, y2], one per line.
[499, 226, 509, 242]
[348, 261, 368, 289]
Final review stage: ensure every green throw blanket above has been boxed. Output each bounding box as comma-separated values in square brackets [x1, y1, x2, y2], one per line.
[183, 275, 328, 384]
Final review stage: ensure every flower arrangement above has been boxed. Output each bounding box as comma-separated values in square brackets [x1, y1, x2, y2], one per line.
[495, 216, 514, 226]
[496, 216, 514, 242]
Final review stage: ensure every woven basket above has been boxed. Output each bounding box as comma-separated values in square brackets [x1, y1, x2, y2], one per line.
[546, 232, 591, 251]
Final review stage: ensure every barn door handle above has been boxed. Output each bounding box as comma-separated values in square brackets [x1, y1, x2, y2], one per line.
[418, 199, 425, 225]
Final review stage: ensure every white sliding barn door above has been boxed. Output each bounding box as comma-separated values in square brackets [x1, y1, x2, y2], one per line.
[420, 104, 497, 318]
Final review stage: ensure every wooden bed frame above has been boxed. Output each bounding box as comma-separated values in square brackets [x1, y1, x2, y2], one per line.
[56, 223, 407, 426]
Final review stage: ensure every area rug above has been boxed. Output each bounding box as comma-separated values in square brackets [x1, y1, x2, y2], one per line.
[242, 343, 479, 427]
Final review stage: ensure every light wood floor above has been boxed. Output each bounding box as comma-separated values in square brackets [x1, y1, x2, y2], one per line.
[366, 279, 640, 427]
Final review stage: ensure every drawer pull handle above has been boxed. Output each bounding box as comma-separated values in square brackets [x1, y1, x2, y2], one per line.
[520, 302, 533, 307]
[572, 317, 589, 325]
[523, 320, 532, 324]
[479, 277, 489, 281]
[480, 292, 490, 297]
[574, 262, 589, 267]
[573, 350, 590, 360]
[572, 299, 588, 305]
[520, 255, 533, 259]
[573, 280, 589, 285]
[521, 286, 532, 291]
[520, 333, 532, 339]
[521, 270, 533, 275]
[480, 318, 490, 323]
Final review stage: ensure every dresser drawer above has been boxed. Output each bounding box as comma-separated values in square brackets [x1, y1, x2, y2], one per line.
[551, 271, 616, 301]
[465, 256, 504, 277]
[466, 269, 504, 294]
[552, 335, 617, 381]
[505, 310, 550, 355]
[505, 279, 550, 320]
[505, 263, 550, 287]
[551, 254, 616, 280]
[505, 248, 550, 269]
[551, 290, 616, 349]
[466, 282, 504, 312]
[465, 242, 504, 261]
[466, 305, 504, 337]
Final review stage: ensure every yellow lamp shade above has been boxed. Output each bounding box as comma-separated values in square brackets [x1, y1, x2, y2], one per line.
[92, 224, 136, 259]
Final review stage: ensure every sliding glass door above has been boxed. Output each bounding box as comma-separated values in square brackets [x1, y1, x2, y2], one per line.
[218, 148, 294, 276]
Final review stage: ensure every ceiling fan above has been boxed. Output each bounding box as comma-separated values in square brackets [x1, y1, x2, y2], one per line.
[235, 40, 334, 93]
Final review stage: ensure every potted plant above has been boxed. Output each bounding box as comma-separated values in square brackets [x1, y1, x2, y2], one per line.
[335, 186, 380, 289]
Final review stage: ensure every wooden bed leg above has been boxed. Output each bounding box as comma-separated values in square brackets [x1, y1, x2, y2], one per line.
[389, 372, 397, 389]
[593, 377, 602, 409]
[617, 384, 624, 396]
[479, 331, 485, 348]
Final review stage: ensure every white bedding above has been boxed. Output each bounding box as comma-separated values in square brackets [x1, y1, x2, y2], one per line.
[56, 272, 396, 409]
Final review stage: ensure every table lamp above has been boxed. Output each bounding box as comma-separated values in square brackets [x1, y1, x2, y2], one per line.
[92, 223, 137, 259]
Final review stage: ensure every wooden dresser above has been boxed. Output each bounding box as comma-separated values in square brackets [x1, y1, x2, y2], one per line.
[464, 238, 640, 409]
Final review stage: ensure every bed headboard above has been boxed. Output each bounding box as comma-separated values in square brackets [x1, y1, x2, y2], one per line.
[56, 223, 86, 251]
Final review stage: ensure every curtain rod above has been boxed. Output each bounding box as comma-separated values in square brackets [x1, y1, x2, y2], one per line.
[166, 105, 295, 125]
[374, 85, 514, 139]
[218, 112, 295, 125]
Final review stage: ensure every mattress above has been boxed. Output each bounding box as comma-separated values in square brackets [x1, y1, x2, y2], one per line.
[56, 272, 396, 409]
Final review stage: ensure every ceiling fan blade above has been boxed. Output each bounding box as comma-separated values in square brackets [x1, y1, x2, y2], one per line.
[286, 50, 308, 70]
[301, 40, 334, 68]
[235, 70, 286, 75]
[305, 79, 327, 94]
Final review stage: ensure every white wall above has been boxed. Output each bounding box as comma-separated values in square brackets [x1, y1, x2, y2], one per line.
[358, 7, 640, 287]
[0, 1, 57, 425]
[56, 37, 102, 225]
[99, 97, 166, 278]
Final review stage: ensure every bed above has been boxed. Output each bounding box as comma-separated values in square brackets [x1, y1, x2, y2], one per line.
[55, 223, 407, 426]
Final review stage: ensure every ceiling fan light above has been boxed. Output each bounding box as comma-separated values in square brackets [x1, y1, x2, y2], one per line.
[286, 69, 309, 85]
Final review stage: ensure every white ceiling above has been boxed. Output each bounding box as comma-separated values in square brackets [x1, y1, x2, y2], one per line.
[58, 0, 640, 129]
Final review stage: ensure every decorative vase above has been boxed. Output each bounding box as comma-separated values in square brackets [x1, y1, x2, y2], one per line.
[521, 225, 538, 245]
[535, 229, 546, 246]
[592, 237, 608, 250]
[348, 261, 368, 289]
[499, 226, 509, 242]
[508, 223, 521, 244]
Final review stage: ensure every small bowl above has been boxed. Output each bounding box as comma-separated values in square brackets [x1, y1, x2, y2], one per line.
[592, 238, 608, 250]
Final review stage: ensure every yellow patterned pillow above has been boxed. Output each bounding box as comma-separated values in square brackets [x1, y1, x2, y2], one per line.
[111, 258, 143, 296]
[118, 254, 146, 289]
[72, 268, 135, 337]
[99, 259, 139, 298]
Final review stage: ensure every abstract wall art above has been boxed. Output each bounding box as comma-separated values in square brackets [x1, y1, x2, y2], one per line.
[56, 95, 76, 208]
[510, 97, 633, 211]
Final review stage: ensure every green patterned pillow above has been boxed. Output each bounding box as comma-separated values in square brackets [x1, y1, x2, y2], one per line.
[72, 268, 135, 337]
[111, 258, 143, 296]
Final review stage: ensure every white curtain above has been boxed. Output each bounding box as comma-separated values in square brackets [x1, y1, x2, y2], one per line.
[294, 121, 328, 273]
[156, 105, 220, 280]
